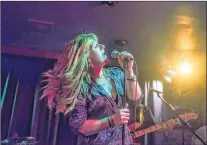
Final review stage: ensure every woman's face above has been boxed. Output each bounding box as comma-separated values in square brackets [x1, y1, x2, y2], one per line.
[88, 41, 107, 67]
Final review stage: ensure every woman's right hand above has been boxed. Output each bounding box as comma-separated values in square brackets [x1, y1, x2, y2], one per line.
[112, 107, 130, 126]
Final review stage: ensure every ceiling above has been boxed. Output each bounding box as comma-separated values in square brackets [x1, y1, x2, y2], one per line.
[1, 1, 206, 69]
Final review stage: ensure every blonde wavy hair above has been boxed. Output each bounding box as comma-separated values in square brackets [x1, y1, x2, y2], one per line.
[40, 33, 98, 115]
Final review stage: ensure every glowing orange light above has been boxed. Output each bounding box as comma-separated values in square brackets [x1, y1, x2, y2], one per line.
[179, 61, 192, 75]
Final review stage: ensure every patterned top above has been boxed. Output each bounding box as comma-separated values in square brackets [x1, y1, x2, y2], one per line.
[69, 67, 133, 145]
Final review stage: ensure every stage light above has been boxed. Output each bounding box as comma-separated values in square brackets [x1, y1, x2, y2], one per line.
[101, 1, 118, 7]
[179, 61, 192, 75]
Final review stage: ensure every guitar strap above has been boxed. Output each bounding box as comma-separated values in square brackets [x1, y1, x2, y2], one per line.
[139, 106, 144, 126]
[138, 104, 156, 127]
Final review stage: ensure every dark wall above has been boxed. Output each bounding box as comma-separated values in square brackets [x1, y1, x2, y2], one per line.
[1, 54, 74, 145]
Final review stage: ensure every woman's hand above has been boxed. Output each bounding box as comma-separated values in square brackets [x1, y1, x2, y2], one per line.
[112, 106, 130, 126]
[117, 51, 134, 72]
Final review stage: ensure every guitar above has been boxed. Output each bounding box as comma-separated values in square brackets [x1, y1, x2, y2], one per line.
[128, 113, 198, 138]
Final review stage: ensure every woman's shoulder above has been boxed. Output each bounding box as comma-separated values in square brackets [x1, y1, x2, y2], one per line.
[104, 67, 124, 86]
[105, 67, 123, 75]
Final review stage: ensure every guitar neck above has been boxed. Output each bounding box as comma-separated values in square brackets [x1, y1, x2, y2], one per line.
[133, 118, 180, 138]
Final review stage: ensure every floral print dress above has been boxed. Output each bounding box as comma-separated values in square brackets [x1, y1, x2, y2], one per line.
[69, 67, 133, 145]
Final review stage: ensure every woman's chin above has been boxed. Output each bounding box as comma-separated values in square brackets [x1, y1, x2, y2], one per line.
[103, 55, 108, 60]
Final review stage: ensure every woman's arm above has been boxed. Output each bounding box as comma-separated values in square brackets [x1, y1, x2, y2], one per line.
[79, 118, 110, 136]
[70, 101, 130, 136]
[116, 51, 142, 101]
[80, 107, 130, 136]
[126, 69, 142, 101]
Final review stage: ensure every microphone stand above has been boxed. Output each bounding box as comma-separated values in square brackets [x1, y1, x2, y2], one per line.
[155, 92, 206, 145]
[122, 59, 128, 145]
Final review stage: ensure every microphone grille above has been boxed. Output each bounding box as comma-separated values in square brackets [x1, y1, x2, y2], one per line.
[111, 50, 119, 58]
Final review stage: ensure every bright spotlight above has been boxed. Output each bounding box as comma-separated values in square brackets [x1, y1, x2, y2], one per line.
[179, 61, 192, 75]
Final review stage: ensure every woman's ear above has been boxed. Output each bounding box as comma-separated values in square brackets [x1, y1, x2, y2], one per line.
[87, 56, 94, 68]
[87, 57, 91, 68]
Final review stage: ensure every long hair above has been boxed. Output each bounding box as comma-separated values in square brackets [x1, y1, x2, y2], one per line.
[40, 33, 98, 115]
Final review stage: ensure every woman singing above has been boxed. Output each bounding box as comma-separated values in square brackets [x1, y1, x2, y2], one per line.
[41, 33, 142, 145]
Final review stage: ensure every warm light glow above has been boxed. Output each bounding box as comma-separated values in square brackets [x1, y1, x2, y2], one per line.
[164, 76, 172, 83]
[168, 70, 176, 76]
[176, 15, 194, 25]
[175, 15, 195, 50]
[176, 32, 194, 50]
[179, 61, 192, 75]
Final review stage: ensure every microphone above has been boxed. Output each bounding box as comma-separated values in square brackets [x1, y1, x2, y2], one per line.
[111, 50, 134, 60]
[149, 88, 164, 94]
